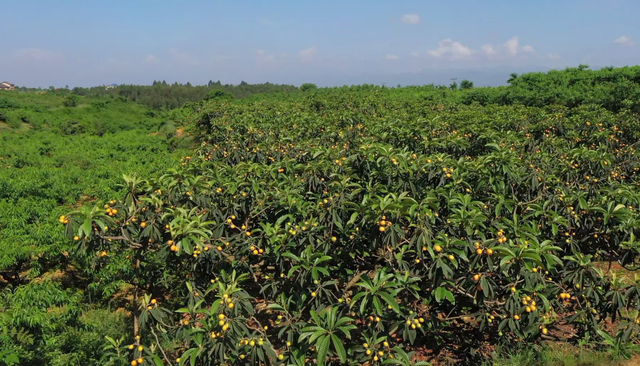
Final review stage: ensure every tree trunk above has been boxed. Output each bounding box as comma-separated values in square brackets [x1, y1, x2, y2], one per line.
[133, 258, 140, 337]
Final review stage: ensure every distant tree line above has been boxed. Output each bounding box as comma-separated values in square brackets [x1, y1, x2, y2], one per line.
[70, 81, 300, 110]
[458, 65, 640, 112]
[7, 65, 640, 113]
[307, 65, 640, 113]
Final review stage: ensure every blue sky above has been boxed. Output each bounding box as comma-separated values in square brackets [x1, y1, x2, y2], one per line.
[1, 0, 638, 87]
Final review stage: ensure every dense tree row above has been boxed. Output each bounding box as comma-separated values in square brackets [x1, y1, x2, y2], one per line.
[71, 81, 300, 110]
[460, 65, 640, 112]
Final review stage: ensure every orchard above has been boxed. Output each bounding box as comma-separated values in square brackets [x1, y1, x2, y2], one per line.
[62, 78, 640, 365]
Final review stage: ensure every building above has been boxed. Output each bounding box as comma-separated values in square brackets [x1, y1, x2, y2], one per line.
[0, 82, 15, 90]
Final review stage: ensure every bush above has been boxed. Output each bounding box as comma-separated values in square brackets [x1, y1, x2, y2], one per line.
[62, 95, 79, 108]
[205, 90, 234, 101]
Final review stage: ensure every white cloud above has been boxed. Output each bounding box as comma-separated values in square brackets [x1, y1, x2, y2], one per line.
[481, 44, 496, 56]
[426, 36, 540, 61]
[256, 49, 276, 64]
[480, 37, 537, 58]
[169, 48, 200, 66]
[613, 36, 635, 46]
[522, 45, 535, 53]
[13, 48, 62, 61]
[255, 50, 273, 60]
[504, 36, 519, 56]
[386, 54, 399, 60]
[411, 51, 420, 57]
[400, 14, 421, 24]
[143, 54, 159, 64]
[547, 53, 561, 59]
[299, 46, 318, 62]
[428, 38, 474, 59]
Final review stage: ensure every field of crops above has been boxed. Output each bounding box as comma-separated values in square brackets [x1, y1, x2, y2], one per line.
[3, 66, 640, 366]
[58, 68, 640, 366]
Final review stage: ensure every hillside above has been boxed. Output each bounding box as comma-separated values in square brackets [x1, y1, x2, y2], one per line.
[0, 92, 190, 365]
[0, 92, 163, 134]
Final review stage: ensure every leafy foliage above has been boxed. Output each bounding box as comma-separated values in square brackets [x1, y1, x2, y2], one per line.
[4, 66, 640, 365]
[0, 93, 189, 365]
[61, 66, 640, 365]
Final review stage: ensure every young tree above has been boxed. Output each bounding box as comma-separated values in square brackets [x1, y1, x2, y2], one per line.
[459, 80, 474, 89]
[300, 83, 318, 92]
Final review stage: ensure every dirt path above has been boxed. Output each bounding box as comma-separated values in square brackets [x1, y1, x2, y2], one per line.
[621, 356, 640, 366]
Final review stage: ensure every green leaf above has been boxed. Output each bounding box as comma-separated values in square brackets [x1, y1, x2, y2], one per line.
[153, 354, 164, 366]
[331, 333, 347, 362]
[308, 329, 327, 345]
[346, 212, 359, 226]
[81, 218, 92, 238]
[434, 286, 454, 304]
[316, 335, 331, 366]
[309, 310, 322, 325]
[379, 291, 400, 312]
[4, 354, 19, 365]
[373, 296, 383, 315]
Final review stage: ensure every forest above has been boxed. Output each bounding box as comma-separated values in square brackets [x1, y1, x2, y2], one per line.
[2, 65, 640, 366]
